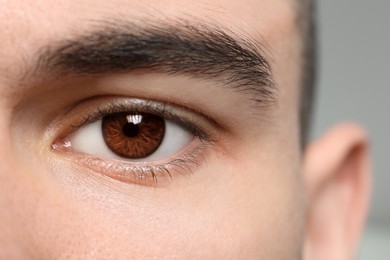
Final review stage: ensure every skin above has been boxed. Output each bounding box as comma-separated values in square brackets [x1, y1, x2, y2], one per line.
[0, 0, 370, 259]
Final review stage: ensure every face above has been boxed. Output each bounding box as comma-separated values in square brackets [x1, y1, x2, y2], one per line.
[0, 1, 370, 259]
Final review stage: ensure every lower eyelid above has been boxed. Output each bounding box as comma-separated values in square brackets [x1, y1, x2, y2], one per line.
[56, 140, 212, 187]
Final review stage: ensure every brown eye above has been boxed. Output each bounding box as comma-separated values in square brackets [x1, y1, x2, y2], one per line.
[102, 113, 165, 159]
[68, 103, 194, 163]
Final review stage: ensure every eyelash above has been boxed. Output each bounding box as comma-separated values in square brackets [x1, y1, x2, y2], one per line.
[73, 100, 209, 141]
[52, 97, 214, 186]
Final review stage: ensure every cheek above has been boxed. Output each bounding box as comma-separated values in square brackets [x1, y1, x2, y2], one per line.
[2, 138, 304, 259]
[216, 144, 305, 258]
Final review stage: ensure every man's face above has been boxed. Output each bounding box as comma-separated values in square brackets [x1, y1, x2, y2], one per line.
[0, 0, 358, 259]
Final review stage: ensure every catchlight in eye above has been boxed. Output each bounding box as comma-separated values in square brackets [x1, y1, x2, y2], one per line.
[102, 112, 165, 159]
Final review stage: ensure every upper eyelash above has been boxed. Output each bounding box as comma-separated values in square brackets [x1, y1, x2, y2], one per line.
[72, 99, 210, 141]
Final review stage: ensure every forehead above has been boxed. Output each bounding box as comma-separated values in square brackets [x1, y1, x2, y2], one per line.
[0, 0, 297, 56]
[1, 0, 295, 23]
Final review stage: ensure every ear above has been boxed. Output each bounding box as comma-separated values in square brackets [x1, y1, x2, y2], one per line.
[303, 123, 371, 260]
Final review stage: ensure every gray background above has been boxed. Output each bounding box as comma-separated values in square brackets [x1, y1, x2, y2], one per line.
[314, 0, 390, 258]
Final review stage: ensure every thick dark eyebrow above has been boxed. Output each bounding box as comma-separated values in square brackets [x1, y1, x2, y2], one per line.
[33, 19, 276, 104]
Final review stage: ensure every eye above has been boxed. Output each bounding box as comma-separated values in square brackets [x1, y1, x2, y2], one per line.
[51, 97, 216, 186]
[69, 112, 193, 162]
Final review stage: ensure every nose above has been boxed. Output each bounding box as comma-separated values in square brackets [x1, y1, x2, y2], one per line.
[0, 112, 32, 258]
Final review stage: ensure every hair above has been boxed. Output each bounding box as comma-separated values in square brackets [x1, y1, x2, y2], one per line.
[298, 0, 317, 146]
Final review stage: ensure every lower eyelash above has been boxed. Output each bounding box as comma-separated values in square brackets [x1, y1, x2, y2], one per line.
[63, 141, 211, 187]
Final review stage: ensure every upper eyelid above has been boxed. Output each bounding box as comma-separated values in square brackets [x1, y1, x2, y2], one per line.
[74, 96, 219, 126]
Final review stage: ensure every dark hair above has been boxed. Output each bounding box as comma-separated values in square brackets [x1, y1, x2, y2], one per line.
[299, 0, 317, 146]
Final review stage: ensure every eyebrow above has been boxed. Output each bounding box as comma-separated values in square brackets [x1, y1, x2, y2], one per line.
[32, 19, 276, 105]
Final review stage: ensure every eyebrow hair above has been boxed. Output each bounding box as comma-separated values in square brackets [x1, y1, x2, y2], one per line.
[33, 19, 276, 105]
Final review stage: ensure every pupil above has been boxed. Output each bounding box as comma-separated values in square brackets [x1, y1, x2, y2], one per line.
[102, 112, 165, 159]
[122, 123, 140, 138]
